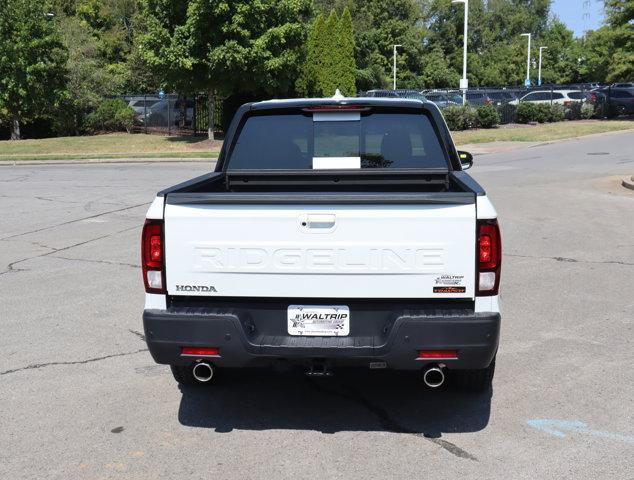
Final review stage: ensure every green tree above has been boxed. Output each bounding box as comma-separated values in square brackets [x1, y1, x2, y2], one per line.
[603, 0, 634, 81]
[296, 15, 324, 96]
[0, 0, 68, 139]
[338, 8, 357, 96]
[318, 9, 340, 96]
[140, 0, 312, 139]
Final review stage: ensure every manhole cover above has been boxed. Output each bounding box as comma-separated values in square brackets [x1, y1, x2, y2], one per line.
[587, 152, 609, 156]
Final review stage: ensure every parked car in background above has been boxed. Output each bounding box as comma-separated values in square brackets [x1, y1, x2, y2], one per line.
[362, 89, 399, 98]
[487, 90, 517, 105]
[424, 92, 462, 108]
[611, 83, 634, 89]
[465, 91, 494, 106]
[510, 90, 584, 106]
[393, 90, 428, 101]
[127, 98, 161, 116]
[597, 87, 634, 116]
[144, 99, 194, 127]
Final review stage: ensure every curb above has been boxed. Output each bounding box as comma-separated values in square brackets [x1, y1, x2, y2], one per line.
[0, 157, 216, 166]
[622, 175, 634, 191]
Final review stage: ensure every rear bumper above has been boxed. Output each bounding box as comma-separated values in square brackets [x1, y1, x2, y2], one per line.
[143, 305, 500, 371]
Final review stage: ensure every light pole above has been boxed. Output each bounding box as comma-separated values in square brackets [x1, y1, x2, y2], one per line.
[521, 33, 531, 87]
[452, 0, 469, 105]
[538, 46, 547, 86]
[393, 44, 402, 90]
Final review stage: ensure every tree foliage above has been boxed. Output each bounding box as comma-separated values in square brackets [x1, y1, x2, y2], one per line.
[298, 8, 357, 96]
[2, 0, 632, 140]
[0, 0, 68, 139]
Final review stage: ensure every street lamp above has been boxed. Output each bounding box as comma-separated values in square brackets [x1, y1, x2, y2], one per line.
[393, 44, 402, 90]
[521, 33, 531, 87]
[452, 0, 469, 105]
[538, 46, 548, 86]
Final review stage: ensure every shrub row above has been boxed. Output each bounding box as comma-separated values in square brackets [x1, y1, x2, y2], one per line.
[442, 104, 501, 131]
[516, 101, 597, 123]
[516, 102, 564, 123]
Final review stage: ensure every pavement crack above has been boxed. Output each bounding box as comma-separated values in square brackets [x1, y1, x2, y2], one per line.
[52, 255, 140, 269]
[506, 253, 634, 266]
[306, 377, 478, 461]
[0, 202, 148, 241]
[0, 226, 139, 277]
[0, 348, 148, 376]
[129, 329, 146, 341]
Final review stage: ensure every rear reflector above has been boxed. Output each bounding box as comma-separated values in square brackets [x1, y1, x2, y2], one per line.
[418, 350, 458, 359]
[181, 347, 220, 356]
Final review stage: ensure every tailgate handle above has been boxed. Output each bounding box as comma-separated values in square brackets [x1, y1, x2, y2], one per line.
[303, 214, 336, 229]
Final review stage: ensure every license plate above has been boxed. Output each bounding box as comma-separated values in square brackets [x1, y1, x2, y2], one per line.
[287, 305, 350, 336]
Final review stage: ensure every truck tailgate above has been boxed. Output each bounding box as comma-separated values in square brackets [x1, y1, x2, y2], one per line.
[164, 203, 475, 299]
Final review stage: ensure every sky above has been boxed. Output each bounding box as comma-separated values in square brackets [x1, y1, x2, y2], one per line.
[551, 0, 605, 37]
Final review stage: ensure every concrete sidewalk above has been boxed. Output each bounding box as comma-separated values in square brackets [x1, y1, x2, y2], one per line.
[456, 141, 542, 155]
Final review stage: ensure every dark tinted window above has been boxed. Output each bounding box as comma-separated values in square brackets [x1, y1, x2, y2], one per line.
[567, 92, 585, 99]
[611, 89, 634, 98]
[551, 92, 564, 99]
[228, 112, 447, 170]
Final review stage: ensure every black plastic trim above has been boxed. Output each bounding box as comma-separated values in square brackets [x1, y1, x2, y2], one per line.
[450, 171, 487, 196]
[165, 191, 475, 206]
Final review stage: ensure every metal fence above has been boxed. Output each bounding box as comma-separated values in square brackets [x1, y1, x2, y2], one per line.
[122, 85, 624, 136]
[122, 94, 212, 135]
[361, 85, 620, 124]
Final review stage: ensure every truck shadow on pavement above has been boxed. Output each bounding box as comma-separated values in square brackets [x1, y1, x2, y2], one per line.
[177, 369, 491, 439]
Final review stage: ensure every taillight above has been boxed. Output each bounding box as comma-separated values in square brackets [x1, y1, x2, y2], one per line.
[141, 219, 165, 294]
[303, 105, 370, 111]
[477, 219, 501, 296]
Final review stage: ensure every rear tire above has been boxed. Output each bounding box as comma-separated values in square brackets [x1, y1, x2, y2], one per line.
[452, 356, 495, 392]
[170, 365, 199, 386]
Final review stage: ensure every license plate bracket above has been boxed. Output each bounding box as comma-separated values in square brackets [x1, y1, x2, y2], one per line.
[287, 305, 350, 336]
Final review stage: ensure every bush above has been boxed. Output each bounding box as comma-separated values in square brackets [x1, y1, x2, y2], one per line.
[86, 99, 136, 133]
[533, 103, 552, 123]
[475, 104, 500, 128]
[548, 103, 565, 122]
[442, 104, 477, 130]
[581, 103, 596, 119]
[566, 102, 582, 120]
[517, 102, 565, 123]
[516, 102, 537, 123]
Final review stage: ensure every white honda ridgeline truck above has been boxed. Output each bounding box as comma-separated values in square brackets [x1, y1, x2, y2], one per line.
[141, 96, 502, 391]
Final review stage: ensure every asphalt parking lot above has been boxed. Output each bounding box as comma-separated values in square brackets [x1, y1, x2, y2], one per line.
[1, 131, 633, 479]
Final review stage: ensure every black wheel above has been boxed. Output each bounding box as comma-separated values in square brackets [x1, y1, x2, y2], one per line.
[452, 356, 495, 392]
[170, 364, 198, 386]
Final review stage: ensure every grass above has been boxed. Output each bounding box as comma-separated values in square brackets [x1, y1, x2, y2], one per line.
[0, 133, 219, 161]
[452, 119, 634, 145]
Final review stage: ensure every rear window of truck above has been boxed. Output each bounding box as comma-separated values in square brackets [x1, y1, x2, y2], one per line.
[227, 112, 447, 170]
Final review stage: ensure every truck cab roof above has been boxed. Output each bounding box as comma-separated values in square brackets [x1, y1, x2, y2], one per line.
[248, 96, 437, 111]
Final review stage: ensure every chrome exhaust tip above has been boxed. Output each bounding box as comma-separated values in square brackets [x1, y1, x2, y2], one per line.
[192, 362, 214, 383]
[422, 366, 445, 388]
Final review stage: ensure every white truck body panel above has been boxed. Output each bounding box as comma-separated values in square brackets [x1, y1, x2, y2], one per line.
[164, 203, 476, 299]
